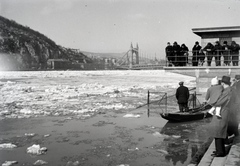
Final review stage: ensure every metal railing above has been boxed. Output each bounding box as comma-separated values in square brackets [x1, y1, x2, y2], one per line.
[165, 50, 240, 67]
[147, 87, 200, 113]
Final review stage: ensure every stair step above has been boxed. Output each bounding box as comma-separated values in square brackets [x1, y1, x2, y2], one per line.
[224, 135, 240, 166]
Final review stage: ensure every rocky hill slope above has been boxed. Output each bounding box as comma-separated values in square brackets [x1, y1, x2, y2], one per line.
[0, 15, 92, 70]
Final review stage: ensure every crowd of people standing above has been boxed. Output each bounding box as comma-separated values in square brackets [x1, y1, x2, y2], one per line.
[165, 41, 240, 67]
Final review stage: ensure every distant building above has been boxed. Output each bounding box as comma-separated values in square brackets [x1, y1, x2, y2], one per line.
[47, 59, 71, 70]
[192, 26, 240, 46]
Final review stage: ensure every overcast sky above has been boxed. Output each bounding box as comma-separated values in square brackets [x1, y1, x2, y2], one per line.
[0, 0, 240, 58]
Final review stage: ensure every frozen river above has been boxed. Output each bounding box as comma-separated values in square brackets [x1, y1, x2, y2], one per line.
[0, 70, 211, 166]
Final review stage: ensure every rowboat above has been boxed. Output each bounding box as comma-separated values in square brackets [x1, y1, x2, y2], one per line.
[160, 104, 212, 122]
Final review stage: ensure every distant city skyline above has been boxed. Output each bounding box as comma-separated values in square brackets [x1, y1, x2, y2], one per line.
[1, 0, 240, 58]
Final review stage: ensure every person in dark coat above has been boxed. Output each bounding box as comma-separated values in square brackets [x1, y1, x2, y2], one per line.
[227, 74, 240, 136]
[165, 42, 174, 66]
[176, 81, 189, 112]
[172, 41, 181, 66]
[213, 41, 222, 66]
[222, 41, 231, 66]
[198, 49, 205, 66]
[209, 76, 232, 157]
[230, 41, 240, 66]
[192, 41, 202, 66]
[203, 42, 214, 66]
[179, 44, 189, 66]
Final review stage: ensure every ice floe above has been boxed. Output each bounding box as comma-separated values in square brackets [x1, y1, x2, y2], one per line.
[33, 160, 48, 165]
[123, 114, 140, 118]
[0, 143, 17, 149]
[2, 161, 18, 166]
[152, 132, 170, 138]
[44, 134, 50, 137]
[66, 161, 80, 166]
[172, 135, 181, 138]
[157, 149, 169, 155]
[26, 144, 47, 155]
[128, 147, 139, 151]
[25, 133, 36, 137]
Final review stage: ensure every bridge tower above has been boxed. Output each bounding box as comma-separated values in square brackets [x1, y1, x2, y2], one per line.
[135, 43, 139, 64]
[129, 43, 139, 69]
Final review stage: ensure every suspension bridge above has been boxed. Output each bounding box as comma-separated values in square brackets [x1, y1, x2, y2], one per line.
[115, 43, 164, 70]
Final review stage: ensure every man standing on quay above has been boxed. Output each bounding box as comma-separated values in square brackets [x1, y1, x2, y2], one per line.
[176, 81, 189, 112]
[228, 75, 240, 137]
[209, 76, 232, 157]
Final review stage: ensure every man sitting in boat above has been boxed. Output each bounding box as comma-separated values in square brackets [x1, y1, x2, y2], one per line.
[176, 81, 190, 112]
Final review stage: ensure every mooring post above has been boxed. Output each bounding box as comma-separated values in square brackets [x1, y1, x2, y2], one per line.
[147, 90, 150, 105]
[194, 91, 197, 108]
[165, 93, 167, 113]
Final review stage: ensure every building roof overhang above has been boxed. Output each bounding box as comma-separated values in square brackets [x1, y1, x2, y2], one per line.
[192, 26, 240, 37]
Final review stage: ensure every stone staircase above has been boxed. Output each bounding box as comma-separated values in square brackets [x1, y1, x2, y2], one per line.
[195, 134, 240, 166]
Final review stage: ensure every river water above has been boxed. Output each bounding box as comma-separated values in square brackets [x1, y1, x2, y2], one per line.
[0, 70, 211, 166]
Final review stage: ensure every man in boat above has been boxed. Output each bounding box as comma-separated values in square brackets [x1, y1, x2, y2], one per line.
[176, 81, 189, 112]
[209, 76, 232, 157]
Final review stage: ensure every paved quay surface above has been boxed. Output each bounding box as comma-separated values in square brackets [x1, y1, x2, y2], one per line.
[194, 131, 240, 166]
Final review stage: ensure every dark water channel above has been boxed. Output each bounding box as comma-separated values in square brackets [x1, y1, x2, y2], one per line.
[0, 106, 211, 166]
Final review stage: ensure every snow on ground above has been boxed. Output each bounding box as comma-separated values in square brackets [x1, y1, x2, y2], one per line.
[0, 70, 195, 119]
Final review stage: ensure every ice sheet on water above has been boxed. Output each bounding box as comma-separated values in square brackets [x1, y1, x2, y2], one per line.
[0, 71, 195, 119]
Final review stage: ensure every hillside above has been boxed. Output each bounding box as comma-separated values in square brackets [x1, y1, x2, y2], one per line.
[0, 15, 92, 70]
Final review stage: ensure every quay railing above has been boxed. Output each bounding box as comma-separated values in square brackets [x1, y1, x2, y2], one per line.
[165, 50, 240, 67]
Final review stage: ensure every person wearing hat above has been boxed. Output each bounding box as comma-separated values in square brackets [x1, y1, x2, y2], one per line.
[213, 41, 222, 66]
[227, 74, 240, 137]
[192, 41, 202, 66]
[205, 76, 223, 117]
[165, 42, 173, 66]
[232, 74, 240, 87]
[176, 81, 189, 112]
[222, 41, 231, 66]
[209, 75, 232, 157]
[203, 42, 214, 66]
[230, 41, 240, 66]
[172, 41, 181, 66]
[179, 43, 189, 66]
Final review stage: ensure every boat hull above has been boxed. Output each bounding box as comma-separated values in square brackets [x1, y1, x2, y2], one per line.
[160, 105, 212, 122]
